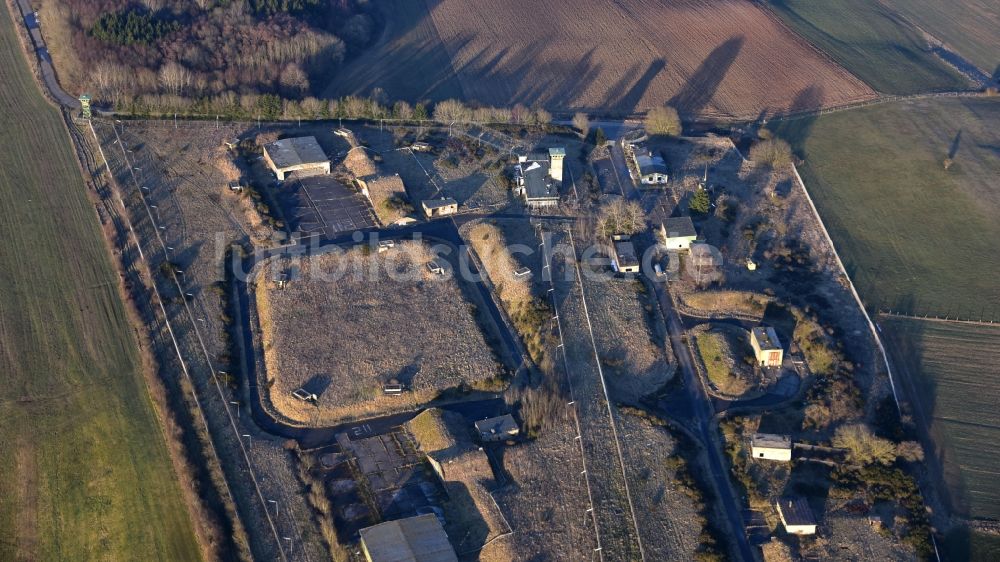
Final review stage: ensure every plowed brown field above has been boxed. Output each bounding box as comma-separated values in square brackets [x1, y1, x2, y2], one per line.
[327, 0, 876, 118]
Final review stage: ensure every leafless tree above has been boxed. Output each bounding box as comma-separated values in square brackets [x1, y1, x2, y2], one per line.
[596, 198, 647, 239]
[300, 97, 324, 118]
[833, 423, 898, 466]
[433, 99, 471, 122]
[392, 100, 413, 120]
[279, 63, 309, 96]
[749, 138, 793, 168]
[92, 61, 130, 105]
[572, 112, 590, 137]
[159, 61, 193, 96]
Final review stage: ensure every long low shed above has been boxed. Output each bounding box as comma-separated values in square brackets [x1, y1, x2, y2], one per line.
[263, 136, 330, 180]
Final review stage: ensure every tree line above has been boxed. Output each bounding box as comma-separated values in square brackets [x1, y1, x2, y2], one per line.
[112, 91, 561, 128]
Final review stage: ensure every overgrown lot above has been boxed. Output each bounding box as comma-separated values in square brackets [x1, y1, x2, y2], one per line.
[691, 324, 756, 398]
[776, 97, 1000, 317]
[255, 241, 503, 425]
[0, 6, 200, 560]
[618, 410, 718, 560]
[578, 247, 674, 404]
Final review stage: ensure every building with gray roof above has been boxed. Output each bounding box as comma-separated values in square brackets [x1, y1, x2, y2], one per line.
[631, 146, 668, 185]
[660, 216, 697, 250]
[513, 148, 564, 208]
[263, 136, 330, 180]
[359, 514, 458, 562]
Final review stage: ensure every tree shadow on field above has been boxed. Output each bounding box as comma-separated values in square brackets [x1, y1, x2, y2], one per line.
[603, 58, 667, 116]
[771, 84, 826, 156]
[880, 305, 975, 533]
[948, 129, 962, 159]
[455, 41, 606, 110]
[669, 36, 744, 115]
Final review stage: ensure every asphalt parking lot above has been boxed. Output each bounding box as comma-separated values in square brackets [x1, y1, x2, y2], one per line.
[281, 174, 375, 236]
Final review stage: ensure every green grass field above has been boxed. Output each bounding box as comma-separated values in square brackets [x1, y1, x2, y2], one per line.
[774, 97, 1000, 318]
[883, 0, 1000, 75]
[766, 0, 971, 95]
[881, 318, 1000, 521]
[0, 6, 201, 561]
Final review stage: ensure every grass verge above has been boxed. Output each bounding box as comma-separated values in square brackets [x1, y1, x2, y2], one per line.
[0, 4, 200, 560]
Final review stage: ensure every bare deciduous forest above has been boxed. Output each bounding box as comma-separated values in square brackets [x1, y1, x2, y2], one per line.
[39, 0, 376, 105]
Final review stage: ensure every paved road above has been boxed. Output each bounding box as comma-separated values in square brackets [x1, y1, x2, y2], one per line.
[650, 280, 757, 562]
[10, 0, 80, 108]
[611, 144, 752, 558]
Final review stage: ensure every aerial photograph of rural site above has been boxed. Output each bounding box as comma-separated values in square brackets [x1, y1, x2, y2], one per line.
[2, 0, 999, 560]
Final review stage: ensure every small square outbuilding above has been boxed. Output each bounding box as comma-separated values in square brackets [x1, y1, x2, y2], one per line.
[660, 216, 697, 250]
[422, 198, 458, 218]
[751, 327, 783, 367]
[612, 239, 640, 273]
[776, 497, 817, 536]
[474, 414, 519, 442]
[750, 433, 792, 461]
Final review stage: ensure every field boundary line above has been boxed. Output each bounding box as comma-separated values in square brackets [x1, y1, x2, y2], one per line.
[99, 121, 293, 562]
[755, 1, 878, 100]
[563, 226, 646, 561]
[877, 310, 1000, 327]
[790, 163, 900, 410]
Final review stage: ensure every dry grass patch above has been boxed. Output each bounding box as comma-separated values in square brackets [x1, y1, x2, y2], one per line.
[491, 414, 594, 559]
[466, 222, 553, 365]
[343, 147, 377, 178]
[256, 241, 501, 425]
[692, 324, 756, 397]
[404, 409, 509, 555]
[807, 514, 916, 560]
[582, 277, 674, 403]
[679, 290, 772, 319]
[363, 174, 412, 225]
[618, 411, 705, 560]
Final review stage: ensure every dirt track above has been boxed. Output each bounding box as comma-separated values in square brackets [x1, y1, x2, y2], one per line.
[327, 0, 876, 118]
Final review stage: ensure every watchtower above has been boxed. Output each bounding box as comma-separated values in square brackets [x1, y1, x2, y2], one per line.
[79, 94, 91, 120]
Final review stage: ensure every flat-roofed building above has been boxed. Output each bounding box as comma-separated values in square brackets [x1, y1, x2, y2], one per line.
[422, 197, 458, 218]
[751, 327, 783, 367]
[776, 497, 817, 536]
[660, 216, 697, 250]
[359, 514, 458, 562]
[612, 239, 640, 273]
[262, 136, 330, 181]
[751, 433, 792, 461]
[474, 414, 519, 442]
